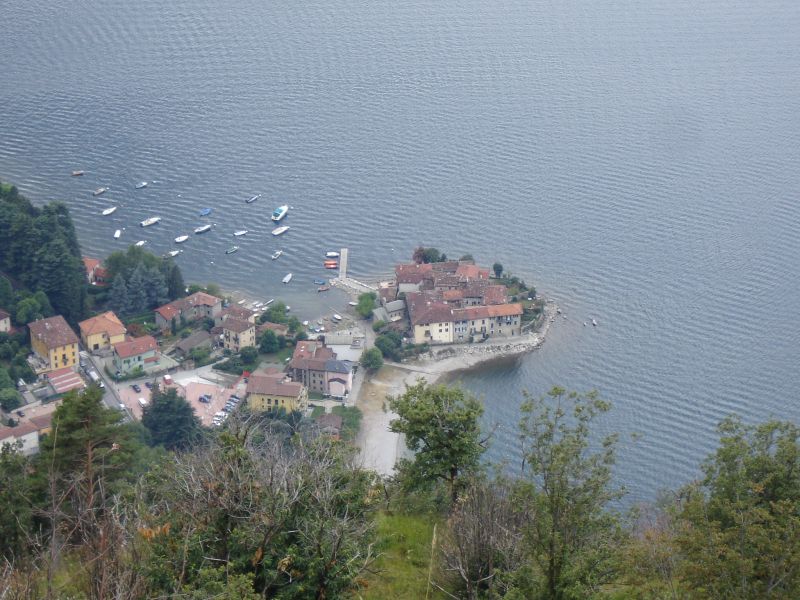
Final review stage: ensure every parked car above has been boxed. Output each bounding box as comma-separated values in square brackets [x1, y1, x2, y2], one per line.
[131, 384, 142, 393]
[144, 381, 153, 390]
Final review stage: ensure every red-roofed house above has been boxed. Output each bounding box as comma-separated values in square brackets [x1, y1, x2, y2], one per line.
[112, 335, 162, 375]
[246, 372, 307, 412]
[79, 311, 127, 351]
[286, 341, 353, 397]
[154, 292, 222, 332]
[82, 257, 101, 283]
[452, 303, 523, 341]
[44, 367, 86, 395]
[29, 316, 79, 372]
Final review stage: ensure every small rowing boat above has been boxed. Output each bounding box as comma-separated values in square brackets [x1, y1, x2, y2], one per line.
[175, 235, 189, 243]
[246, 194, 261, 204]
[194, 224, 212, 234]
[324, 261, 338, 269]
[332, 314, 342, 321]
[166, 250, 182, 257]
[226, 246, 239, 255]
[199, 208, 213, 216]
[113, 229, 121, 239]
[271, 250, 283, 260]
[265, 299, 275, 306]
[101, 206, 117, 216]
[135, 181, 148, 189]
[313, 279, 326, 285]
[348, 301, 358, 306]
[282, 273, 293, 284]
[93, 187, 108, 196]
[272, 226, 290, 236]
[325, 251, 340, 258]
[233, 230, 248, 237]
[140, 216, 161, 227]
[71, 170, 84, 176]
[318, 286, 330, 292]
[135, 240, 146, 247]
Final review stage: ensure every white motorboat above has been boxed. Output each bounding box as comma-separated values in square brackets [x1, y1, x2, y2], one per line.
[592, 318, 598, 326]
[265, 299, 275, 306]
[282, 273, 293, 284]
[140, 216, 161, 227]
[271, 250, 283, 260]
[271, 226, 290, 236]
[332, 314, 342, 321]
[166, 250, 182, 257]
[271, 205, 289, 222]
[348, 301, 358, 306]
[246, 194, 261, 204]
[93, 187, 108, 196]
[233, 230, 248, 237]
[113, 229, 121, 239]
[101, 206, 117, 216]
[194, 224, 212, 234]
[325, 251, 340, 258]
[175, 235, 189, 243]
[302, 320, 309, 327]
[135, 240, 146, 247]
[71, 170, 84, 176]
[237, 299, 246, 305]
[226, 246, 239, 254]
[135, 181, 148, 189]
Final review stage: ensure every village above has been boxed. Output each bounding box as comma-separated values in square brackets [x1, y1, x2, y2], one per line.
[0, 249, 545, 457]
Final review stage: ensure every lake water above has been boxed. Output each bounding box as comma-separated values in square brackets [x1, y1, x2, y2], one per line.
[2, 0, 799, 503]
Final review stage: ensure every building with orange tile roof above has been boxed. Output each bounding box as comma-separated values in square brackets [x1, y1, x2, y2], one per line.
[29, 316, 79, 372]
[79, 311, 127, 351]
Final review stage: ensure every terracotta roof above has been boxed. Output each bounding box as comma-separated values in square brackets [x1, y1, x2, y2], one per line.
[405, 292, 455, 326]
[28, 316, 79, 349]
[247, 374, 304, 398]
[114, 335, 158, 359]
[79, 311, 126, 338]
[45, 367, 85, 394]
[155, 300, 183, 320]
[0, 421, 39, 442]
[289, 341, 337, 372]
[184, 292, 221, 308]
[221, 306, 255, 322]
[175, 330, 212, 353]
[455, 263, 489, 280]
[223, 318, 254, 334]
[82, 256, 100, 273]
[257, 322, 289, 336]
[453, 303, 523, 321]
[395, 263, 433, 284]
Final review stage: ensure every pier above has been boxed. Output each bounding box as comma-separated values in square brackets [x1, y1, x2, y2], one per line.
[331, 247, 378, 294]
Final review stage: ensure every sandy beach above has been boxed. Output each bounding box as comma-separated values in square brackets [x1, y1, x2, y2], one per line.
[354, 301, 558, 475]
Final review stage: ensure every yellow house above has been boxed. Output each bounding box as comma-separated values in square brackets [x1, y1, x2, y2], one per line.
[246, 374, 308, 413]
[78, 311, 127, 351]
[28, 316, 79, 372]
[223, 318, 256, 352]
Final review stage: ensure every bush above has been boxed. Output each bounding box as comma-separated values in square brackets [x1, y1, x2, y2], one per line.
[0, 388, 22, 411]
[375, 332, 403, 361]
[356, 292, 377, 319]
[360, 348, 383, 371]
[240, 346, 258, 363]
[372, 320, 387, 332]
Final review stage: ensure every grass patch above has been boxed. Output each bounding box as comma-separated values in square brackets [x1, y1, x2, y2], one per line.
[331, 405, 361, 441]
[309, 405, 325, 418]
[360, 513, 446, 599]
[308, 391, 325, 401]
[260, 345, 294, 364]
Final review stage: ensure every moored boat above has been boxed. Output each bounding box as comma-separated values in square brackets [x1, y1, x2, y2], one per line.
[271, 226, 290, 236]
[348, 301, 358, 306]
[271, 205, 289, 222]
[113, 229, 121, 239]
[233, 230, 248, 237]
[246, 194, 261, 204]
[271, 250, 283, 260]
[265, 299, 275, 306]
[282, 273, 293, 284]
[318, 286, 330, 292]
[325, 251, 340, 258]
[175, 235, 189, 243]
[101, 206, 117, 216]
[199, 208, 213, 216]
[226, 246, 239, 254]
[93, 187, 108, 196]
[135, 181, 148, 189]
[166, 250, 182, 257]
[140, 216, 161, 227]
[71, 170, 84, 176]
[135, 240, 146, 247]
[332, 314, 342, 321]
[194, 224, 212, 234]
[313, 279, 326, 285]
[324, 261, 338, 269]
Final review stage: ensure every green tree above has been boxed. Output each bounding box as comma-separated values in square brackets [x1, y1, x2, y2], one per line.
[360, 347, 383, 371]
[356, 292, 377, 319]
[412, 246, 445, 264]
[261, 301, 288, 324]
[0, 275, 13, 308]
[515, 387, 622, 600]
[0, 442, 33, 561]
[160, 260, 186, 300]
[13, 296, 43, 325]
[259, 329, 279, 353]
[143, 266, 169, 308]
[127, 264, 148, 313]
[375, 331, 403, 361]
[672, 418, 800, 599]
[286, 316, 302, 334]
[142, 386, 201, 450]
[0, 388, 21, 411]
[240, 346, 258, 364]
[493, 262, 503, 278]
[459, 253, 474, 262]
[389, 382, 487, 502]
[33, 237, 86, 324]
[109, 273, 130, 316]
[0, 365, 15, 390]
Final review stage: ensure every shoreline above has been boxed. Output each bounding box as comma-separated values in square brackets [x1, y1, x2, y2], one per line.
[353, 300, 558, 475]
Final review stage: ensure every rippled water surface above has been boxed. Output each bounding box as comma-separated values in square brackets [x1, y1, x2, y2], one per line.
[3, 0, 800, 502]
